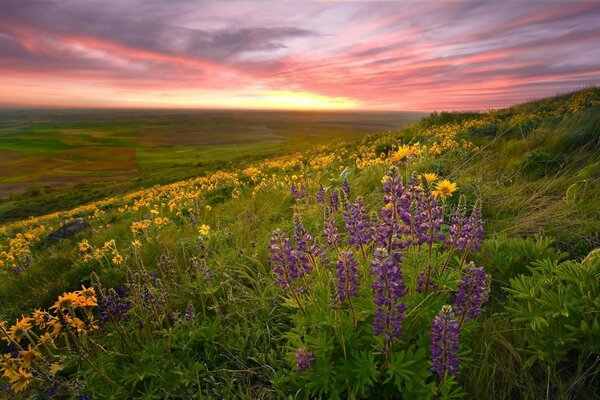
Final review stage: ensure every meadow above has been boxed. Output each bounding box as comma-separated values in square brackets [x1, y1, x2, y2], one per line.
[0, 89, 599, 399]
[0, 109, 421, 223]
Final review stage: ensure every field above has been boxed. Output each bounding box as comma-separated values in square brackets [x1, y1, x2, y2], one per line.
[0, 89, 599, 399]
[0, 109, 422, 223]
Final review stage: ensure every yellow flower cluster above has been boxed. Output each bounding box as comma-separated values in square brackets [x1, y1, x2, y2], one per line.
[79, 238, 123, 265]
[0, 287, 98, 393]
[0, 225, 46, 270]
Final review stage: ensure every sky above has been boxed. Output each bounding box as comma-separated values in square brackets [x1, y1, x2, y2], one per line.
[0, 1, 599, 111]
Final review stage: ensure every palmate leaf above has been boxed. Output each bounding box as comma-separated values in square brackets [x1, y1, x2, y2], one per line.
[338, 351, 380, 398]
[385, 346, 433, 396]
[306, 357, 341, 400]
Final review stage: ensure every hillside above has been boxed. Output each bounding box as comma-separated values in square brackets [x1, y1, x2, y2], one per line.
[0, 88, 599, 399]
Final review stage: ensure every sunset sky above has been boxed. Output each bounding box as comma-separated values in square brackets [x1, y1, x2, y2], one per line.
[1, 1, 599, 111]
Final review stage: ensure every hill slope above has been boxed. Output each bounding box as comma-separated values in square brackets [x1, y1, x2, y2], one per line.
[0, 89, 599, 399]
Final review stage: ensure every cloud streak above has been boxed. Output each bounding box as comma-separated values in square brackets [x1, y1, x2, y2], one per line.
[0, 0, 599, 110]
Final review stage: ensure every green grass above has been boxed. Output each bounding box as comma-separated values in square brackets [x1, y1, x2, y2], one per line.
[0, 109, 422, 223]
[0, 89, 599, 399]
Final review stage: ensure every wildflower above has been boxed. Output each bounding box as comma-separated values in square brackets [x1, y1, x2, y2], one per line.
[205, 205, 212, 211]
[335, 252, 360, 302]
[430, 305, 460, 380]
[51, 292, 80, 311]
[269, 229, 301, 290]
[294, 218, 320, 273]
[111, 253, 124, 265]
[18, 345, 40, 368]
[423, 173, 438, 184]
[323, 214, 341, 248]
[341, 179, 351, 199]
[198, 224, 210, 236]
[316, 186, 325, 204]
[413, 186, 445, 246]
[375, 172, 411, 251]
[78, 239, 91, 253]
[76, 286, 97, 307]
[4, 367, 33, 393]
[329, 189, 339, 212]
[131, 239, 142, 247]
[446, 195, 469, 251]
[8, 317, 33, 342]
[371, 248, 406, 353]
[454, 264, 488, 324]
[432, 179, 457, 199]
[295, 348, 316, 371]
[97, 288, 131, 326]
[464, 200, 484, 253]
[184, 301, 196, 321]
[343, 197, 373, 250]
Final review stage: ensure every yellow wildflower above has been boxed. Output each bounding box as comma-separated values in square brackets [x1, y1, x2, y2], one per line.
[112, 253, 124, 265]
[198, 224, 210, 236]
[423, 173, 438, 184]
[5, 367, 33, 393]
[7, 317, 32, 342]
[432, 180, 458, 198]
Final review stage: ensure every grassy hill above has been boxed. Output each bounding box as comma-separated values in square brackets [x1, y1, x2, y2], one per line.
[0, 109, 421, 223]
[0, 89, 599, 399]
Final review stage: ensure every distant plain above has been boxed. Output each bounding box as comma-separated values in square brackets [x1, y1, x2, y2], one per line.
[0, 109, 423, 221]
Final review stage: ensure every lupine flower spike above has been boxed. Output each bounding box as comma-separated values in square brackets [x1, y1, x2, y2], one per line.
[454, 263, 488, 328]
[430, 305, 460, 380]
[371, 247, 407, 354]
[295, 348, 316, 372]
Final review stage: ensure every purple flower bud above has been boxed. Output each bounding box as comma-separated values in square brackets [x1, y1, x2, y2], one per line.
[342, 179, 351, 199]
[316, 186, 325, 204]
[375, 173, 411, 251]
[454, 263, 488, 321]
[371, 248, 406, 352]
[446, 195, 470, 251]
[466, 200, 484, 252]
[343, 197, 373, 249]
[430, 305, 460, 380]
[335, 252, 360, 302]
[294, 218, 321, 273]
[185, 301, 196, 321]
[290, 183, 300, 201]
[269, 229, 302, 289]
[329, 189, 339, 212]
[295, 348, 316, 372]
[323, 214, 341, 248]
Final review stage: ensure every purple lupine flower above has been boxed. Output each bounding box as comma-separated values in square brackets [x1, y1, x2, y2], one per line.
[341, 179, 351, 199]
[413, 191, 445, 245]
[464, 200, 484, 253]
[290, 183, 300, 201]
[343, 197, 373, 249]
[416, 270, 437, 293]
[329, 189, 339, 212]
[269, 229, 302, 289]
[430, 305, 460, 380]
[371, 248, 407, 352]
[140, 288, 160, 310]
[316, 186, 325, 204]
[445, 195, 469, 251]
[375, 173, 411, 251]
[323, 214, 341, 248]
[335, 252, 360, 302]
[194, 258, 213, 281]
[294, 218, 320, 273]
[98, 287, 131, 326]
[295, 348, 316, 371]
[185, 300, 196, 321]
[454, 263, 487, 322]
